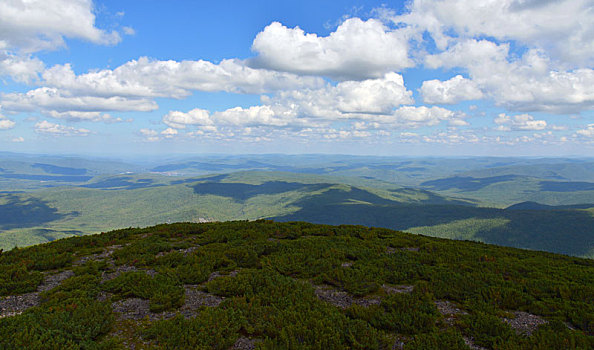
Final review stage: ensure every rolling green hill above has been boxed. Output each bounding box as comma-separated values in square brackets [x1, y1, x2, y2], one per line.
[1, 171, 593, 258]
[1, 221, 593, 349]
[420, 175, 594, 207]
[0, 171, 468, 250]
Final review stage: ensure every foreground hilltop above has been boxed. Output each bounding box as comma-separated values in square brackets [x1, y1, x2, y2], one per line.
[1, 221, 593, 349]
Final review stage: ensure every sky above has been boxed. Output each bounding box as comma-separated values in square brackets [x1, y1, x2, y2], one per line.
[0, 0, 593, 157]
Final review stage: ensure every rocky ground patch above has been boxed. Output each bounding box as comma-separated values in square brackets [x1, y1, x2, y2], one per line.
[0, 269, 74, 318]
[503, 311, 548, 336]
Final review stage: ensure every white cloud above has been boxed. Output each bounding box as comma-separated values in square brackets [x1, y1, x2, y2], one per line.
[0, 116, 16, 130]
[332, 72, 413, 113]
[41, 58, 324, 99]
[216, 104, 462, 130]
[385, 1, 594, 113]
[6, 58, 324, 120]
[448, 118, 470, 127]
[34, 120, 90, 136]
[321, 129, 371, 139]
[494, 113, 547, 131]
[1, 87, 157, 115]
[250, 18, 413, 80]
[164, 73, 416, 129]
[163, 108, 212, 129]
[0, 0, 120, 52]
[265, 72, 413, 121]
[46, 111, 124, 123]
[420, 75, 484, 104]
[139, 128, 158, 137]
[0, 0, 120, 53]
[11, 136, 24, 142]
[160, 127, 178, 138]
[162, 72, 466, 134]
[425, 41, 594, 113]
[425, 39, 509, 70]
[395, 0, 594, 66]
[139, 128, 159, 142]
[576, 124, 594, 138]
[214, 105, 296, 127]
[0, 52, 44, 83]
[387, 106, 462, 128]
[422, 131, 482, 144]
[122, 26, 135, 36]
[491, 131, 560, 146]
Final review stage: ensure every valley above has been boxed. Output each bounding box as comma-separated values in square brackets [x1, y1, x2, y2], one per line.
[1, 154, 593, 258]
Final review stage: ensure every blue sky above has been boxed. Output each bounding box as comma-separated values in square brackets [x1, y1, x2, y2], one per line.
[0, 0, 593, 156]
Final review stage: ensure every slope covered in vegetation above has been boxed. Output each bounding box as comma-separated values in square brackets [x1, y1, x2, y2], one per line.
[0, 171, 472, 250]
[1, 221, 593, 349]
[2, 171, 594, 258]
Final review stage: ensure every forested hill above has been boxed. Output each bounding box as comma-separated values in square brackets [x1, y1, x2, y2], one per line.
[1, 221, 593, 349]
[2, 170, 594, 258]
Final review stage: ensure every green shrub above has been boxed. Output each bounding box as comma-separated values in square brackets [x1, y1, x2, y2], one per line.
[461, 312, 516, 348]
[101, 272, 184, 313]
[347, 289, 438, 335]
[405, 329, 468, 350]
[0, 263, 43, 296]
[144, 309, 245, 350]
[0, 300, 113, 349]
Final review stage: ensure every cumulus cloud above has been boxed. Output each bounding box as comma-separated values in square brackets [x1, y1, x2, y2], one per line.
[425, 39, 510, 70]
[383, 1, 594, 114]
[0, 116, 16, 130]
[0, 52, 44, 83]
[11, 136, 24, 142]
[1, 87, 157, 116]
[139, 128, 159, 142]
[395, 0, 594, 66]
[420, 75, 484, 104]
[34, 120, 90, 136]
[41, 58, 324, 99]
[45, 111, 125, 123]
[422, 131, 481, 144]
[250, 18, 413, 80]
[387, 106, 463, 128]
[425, 41, 594, 113]
[3, 1, 592, 147]
[266, 72, 413, 121]
[494, 113, 547, 131]
[0, 0, 120, 53]
[163, 108, 213, 129]
[160, 127, 178, 138]
[163, 73, 417, 129]
[2, 58, 325, 120]
[576, 124, 594, 138]
[139, 128, 158, 137]
[214, 105, 297, 127]
[178, 104, 461, 134]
